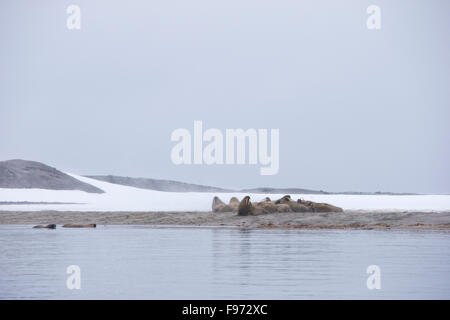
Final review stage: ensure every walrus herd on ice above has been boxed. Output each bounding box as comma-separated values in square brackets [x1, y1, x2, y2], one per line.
[212, 195, 344, 216]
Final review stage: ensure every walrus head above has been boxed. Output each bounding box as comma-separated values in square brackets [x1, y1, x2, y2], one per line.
[297, 199, 313, 207]
[241, 196, 250, 206]
[212, 196, 226, 211]
[275, 195, 291, 204]
[238, 196, 253, 216]
[229, 197, 240, 206]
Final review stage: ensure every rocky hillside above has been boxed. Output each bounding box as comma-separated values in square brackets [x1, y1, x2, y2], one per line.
[0, 159, 104, 193]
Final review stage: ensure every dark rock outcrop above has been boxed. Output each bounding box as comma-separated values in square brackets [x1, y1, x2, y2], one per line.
[0, 159, 104, 193]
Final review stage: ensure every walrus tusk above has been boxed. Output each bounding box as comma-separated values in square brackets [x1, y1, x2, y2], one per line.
[238, 196, 253, 216]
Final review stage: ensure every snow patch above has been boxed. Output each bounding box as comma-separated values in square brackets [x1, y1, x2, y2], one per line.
[0, 173, 449, 212]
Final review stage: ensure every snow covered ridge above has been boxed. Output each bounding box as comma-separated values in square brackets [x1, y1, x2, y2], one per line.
[0, 173, 449, 212]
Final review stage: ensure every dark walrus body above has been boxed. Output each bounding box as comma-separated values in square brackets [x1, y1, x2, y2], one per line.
[62, 223, 96, 228]
[33, 224, 56, 229]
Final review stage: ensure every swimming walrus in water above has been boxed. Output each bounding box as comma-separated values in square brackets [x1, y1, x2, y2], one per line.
[212, 196, 233, 213]
[33, 224, 56, 229]
[62, 223, 96, 228]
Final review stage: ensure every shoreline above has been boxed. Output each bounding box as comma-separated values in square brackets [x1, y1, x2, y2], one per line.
[1, 210, 450, 230]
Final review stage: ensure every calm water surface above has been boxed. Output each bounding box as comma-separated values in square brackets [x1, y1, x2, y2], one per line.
[0, 225, 449, 299]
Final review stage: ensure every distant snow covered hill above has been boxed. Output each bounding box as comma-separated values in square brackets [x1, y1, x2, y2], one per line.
[85, 176, 416, 195]
[85, 175, 232, 193]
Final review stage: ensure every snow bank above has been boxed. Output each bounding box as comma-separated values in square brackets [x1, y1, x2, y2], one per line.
[0, 174, 449, 212]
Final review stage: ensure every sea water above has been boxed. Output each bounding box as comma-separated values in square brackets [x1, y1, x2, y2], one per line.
[0, 225, 449, 299]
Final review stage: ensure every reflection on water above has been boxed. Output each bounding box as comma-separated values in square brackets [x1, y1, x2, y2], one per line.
[0, 225, 449, 299]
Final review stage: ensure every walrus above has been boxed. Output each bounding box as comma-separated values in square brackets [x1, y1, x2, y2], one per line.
[33, 224, 56, 229]
[238, 196, 254, 216]
[275, 195, 291, 204]
[298, 199, 314, 207]
[274, 195, 309, 212]
[287, 201, 311, 212]
[276, 203, 292, 212]
[310, 202, 344, 213]
[297, 199, 343, 212]
[212, 196, 233, 213]
[249, 200, 275, 215]
[257, 200, 278, 213]
[229, 197, 240, 212]
[62, 224, 96, 228]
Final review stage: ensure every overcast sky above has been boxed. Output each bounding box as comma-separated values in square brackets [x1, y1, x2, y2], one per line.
[1, 0, 449, 194]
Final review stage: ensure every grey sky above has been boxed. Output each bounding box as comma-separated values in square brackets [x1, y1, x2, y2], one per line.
[1, 0, 449, 193]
